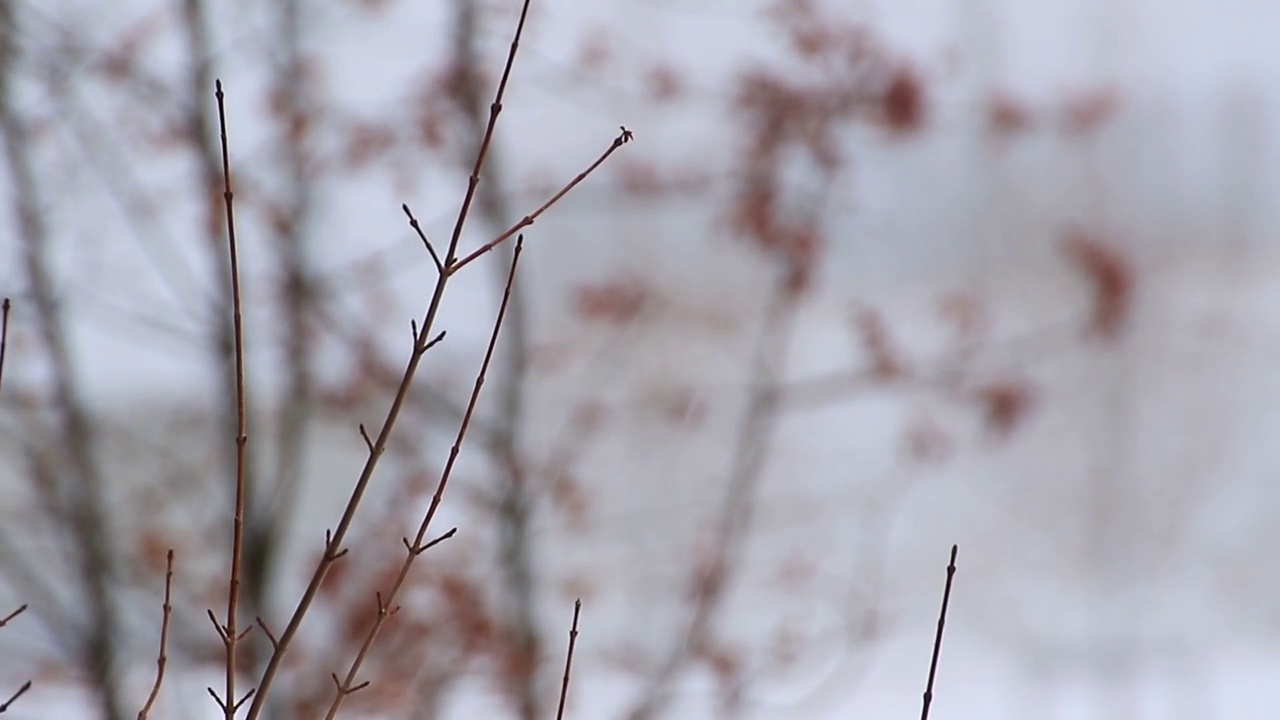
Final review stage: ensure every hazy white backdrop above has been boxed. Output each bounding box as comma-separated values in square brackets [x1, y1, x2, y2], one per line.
[3, 0, 1280, 718]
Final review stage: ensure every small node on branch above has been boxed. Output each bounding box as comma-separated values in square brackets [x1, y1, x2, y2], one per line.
[919, 544, 959, 720]
[358, 424, 374, 454]
[620, 126, 634, 143]
[324, 530, 349, 561]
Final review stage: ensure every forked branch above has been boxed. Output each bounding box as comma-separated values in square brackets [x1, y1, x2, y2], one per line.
[242, 1, 629, 714]
[323, 237, 526, 720]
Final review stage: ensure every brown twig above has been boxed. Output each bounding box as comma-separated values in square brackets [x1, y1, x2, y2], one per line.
[323, 236, 526, 720]
[626, 272, 801, 720]
[920, 544, 958, 720]
[0, 297, 9, 395]
[555, 599, 582, 720]
[137, 550, 174, 720]
[0, 605, 24, 628]
[209, 78, 253, 720]
[449, 127, 634, 274]
[0, 681, 30, 713]
[0, 603, 30, 715]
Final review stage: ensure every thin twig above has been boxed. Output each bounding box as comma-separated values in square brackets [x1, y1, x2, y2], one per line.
[555, 599, 582, 720]
[450, 127, 634, 274]
[0, 297, 9, 395]
[403, 204, 443, 275]
[138, 550, 175, 720]
[0, 681, 30, 713]
[323, 237, 526, 720]
[0, 599, 30, 715]
[211, 78, 252, 720]
[242, 0, 627, 711]
[0, 604, 24, 628]
[920, 544, 958, 720]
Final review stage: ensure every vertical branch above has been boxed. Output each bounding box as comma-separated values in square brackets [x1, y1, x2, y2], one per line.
[920, 545, 958, 720]
[0, 6, 125, 720]
[138, 550, 175, 720]
[177, 0, 249, 574]
[554, 600, 582, 720]
[207, 79, 253, 719]
[0, 298, 9, 394]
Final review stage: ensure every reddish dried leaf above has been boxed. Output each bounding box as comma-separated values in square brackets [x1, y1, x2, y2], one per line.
[850, 306, 905, 379]
[989, 92, 1036, 135]
[973, 379, 1036, 437]
[343, 121, 398, 169]
[879, 66, 926, 133]
[573, 276, 649, 325]
[646, 64, 684, 102]
[1060, 228, 1134, 341]
[576, 30, 612, 72]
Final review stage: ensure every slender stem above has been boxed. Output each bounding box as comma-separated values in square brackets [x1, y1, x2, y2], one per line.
[0, 297, 9, 395]
[920, 544, 958, 720]
[213, 78, 251, 719]
[323, 237, 526, 720]
[555, 600, 582, 720]
[138, 550, 175, 720]
[450, 127, 633, 274]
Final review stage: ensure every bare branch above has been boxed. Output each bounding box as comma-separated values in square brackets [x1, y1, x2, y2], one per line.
[0, 297, 9, 395]
[324, 236, 526, 720]
[920, 545, 958, 720]
[0, 681, 31, 713]
[137, 550, 175, 720]
[449, 127, 635, 274]
[213, 78, 252, 720]
[555, 600, 582, 720]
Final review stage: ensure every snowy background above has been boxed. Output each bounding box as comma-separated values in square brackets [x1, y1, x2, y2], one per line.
[2, 0, 1280, 718]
